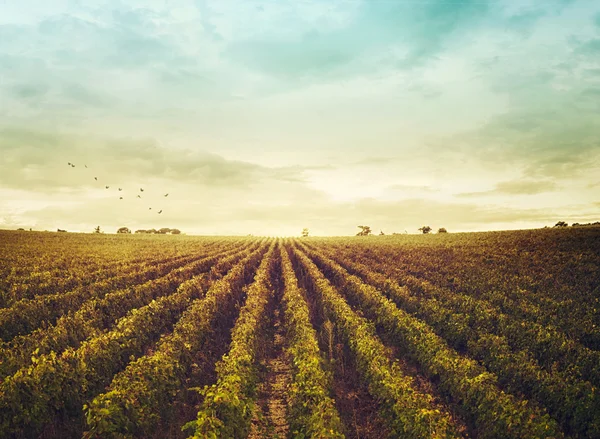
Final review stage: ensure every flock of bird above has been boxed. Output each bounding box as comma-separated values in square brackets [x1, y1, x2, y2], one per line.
[67, 162, 168, 214]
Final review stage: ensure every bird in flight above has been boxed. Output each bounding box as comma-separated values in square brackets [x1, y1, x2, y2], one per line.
[149, 207, 152, 210]
[71, 164, 75, 168]
[118, 188, 122, 191]
[95, 177, 98, 181]
[140, 188, 144, 192]
[119, 197, 123, 200]
[158, 210, 163, 214]
[105, 186, 109, 189]
[137, 195, 141, 198]
[164, 193, 169, 197]
[85, 165, 88, 168]
[67, 162, 71, 166]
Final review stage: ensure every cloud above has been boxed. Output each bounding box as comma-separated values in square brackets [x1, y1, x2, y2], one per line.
[0, 127, 307, 192]
[458, 179, 558, 197]
[432, 99, 600, 179]
[504, 8, 547, 36]
[3, 189, 584, 236]
[387, 184, 438, 194]
[574, 38, 600, 55]
[223, 0, 490, 83]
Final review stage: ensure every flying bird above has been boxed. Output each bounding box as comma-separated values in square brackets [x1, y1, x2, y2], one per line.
[119, 197, 123, 200]
[67, 162, 71, 166]
[149, 207, 152, 210]
[118, 188, 122, 191]
[85, 165, 88, 168]
[94, 177, 98, 181]
[105, 186, 109, 189]
[158, 210, 163, 214]
[137, 195, 141, 198]
[140, 188, 144, 192]
[71, 164, 75, 167]
[164, 193, 169, 197]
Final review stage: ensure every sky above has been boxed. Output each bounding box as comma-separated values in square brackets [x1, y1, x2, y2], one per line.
[0, 0, 599, 236]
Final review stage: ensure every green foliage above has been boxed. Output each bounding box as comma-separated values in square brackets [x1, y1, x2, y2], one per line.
[292, 246, 460, 439]
[299, 242, 567, 439]
[83, 243, 269, 438]
[280, 246, 345, 438]
[0, 228, 598, 437]
[356, 225, 372, 236]
[188, 244, 276, 438]
[0, 240, 259, 438]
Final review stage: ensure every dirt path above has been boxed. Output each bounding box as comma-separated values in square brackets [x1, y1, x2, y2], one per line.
[249, 306, 291, 439]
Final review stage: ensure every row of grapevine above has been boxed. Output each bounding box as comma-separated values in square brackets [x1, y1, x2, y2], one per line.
[82, 242, 270, 438]
[324, 242, 600, 389]
[291, 245, 461, 439]
[297, 243, 563, 439]
[0, 242, 229, 341]
[345, 238, 598, 350]
[185, 243, 277, 438]
[1, 251, 192, 307]
[305, 243, 599, 437]
[0, 232, 220, 307]
[279, 245, 345, 438]
[0, 240, 254, 379]
[0, 242, 262, 438]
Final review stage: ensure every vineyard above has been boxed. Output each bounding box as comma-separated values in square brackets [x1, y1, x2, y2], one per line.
[0, 228, 598, 439]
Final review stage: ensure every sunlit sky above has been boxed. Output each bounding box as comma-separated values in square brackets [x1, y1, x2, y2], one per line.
[1, 0, 599, 236]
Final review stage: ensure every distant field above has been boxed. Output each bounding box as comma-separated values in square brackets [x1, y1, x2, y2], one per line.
[0, 228, 599, 438]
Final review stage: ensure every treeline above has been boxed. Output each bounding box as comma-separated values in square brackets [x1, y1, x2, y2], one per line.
[116, 227, 182, 235]
[554, 221, 600, 228]
[355, 225, 448, 236]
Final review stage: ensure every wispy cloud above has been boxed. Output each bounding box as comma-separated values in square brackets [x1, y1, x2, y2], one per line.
[458, 179, 559, 197]
[0, 128, 308, 191]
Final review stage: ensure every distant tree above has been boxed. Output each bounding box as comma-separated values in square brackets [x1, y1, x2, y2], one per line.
[570, 221, 600, 227]
[302, 228, 309, 238]
[158, 227, 171, 234]
[17, 228, 25, 231]
[418, 225, 432, 234]
[170, 228, 181, 235]
[356, 225, 372, 236]
[117, 227, 131, 234]
[438, 227, 448, 233]
[57, 228, 67, 233]
[94, 226, 102, 234]
[379, 230, 385, 235]
[554, 221, 568, 228]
